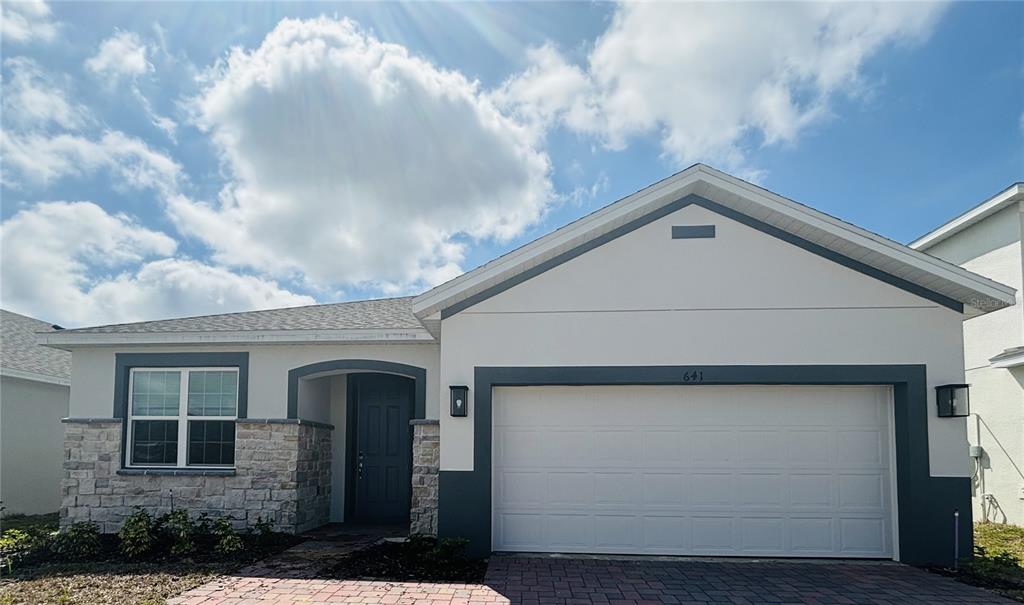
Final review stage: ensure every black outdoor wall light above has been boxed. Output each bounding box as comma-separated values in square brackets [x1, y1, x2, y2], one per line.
[450, 385, 468, 417]
[936, 384, 970, 418]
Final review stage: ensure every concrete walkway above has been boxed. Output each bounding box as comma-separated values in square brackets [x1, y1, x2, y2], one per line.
[171, 546, 1015, 605]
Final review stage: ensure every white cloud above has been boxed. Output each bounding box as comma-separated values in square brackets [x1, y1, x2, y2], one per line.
[1, 130, 181, 194]
[174, 16, 552, 292]
[1, 57, 89, 130]
[492, 44, 599, 137]
[133, 84, 178, 142]
[0, 201, 313, 327]
[85, 30, 151, 80]
[498, 2, 947, 174]
[0, 0, 58, 44]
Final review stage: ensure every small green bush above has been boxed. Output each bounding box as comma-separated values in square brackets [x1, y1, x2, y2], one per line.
[249, 515, 276, 548]
[51, 521, 101, 560]
[0, 528, 46, 570]
[434, 536, 471, 564]
[118, 508, 156, 558]
[160, 510, 197, 556]
[212, 518, 243, 555]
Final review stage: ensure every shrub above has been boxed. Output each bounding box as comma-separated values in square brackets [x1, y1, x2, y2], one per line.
[249, 515, 276, 548]
[118, 508, 156, 558]
[212, 518, 243, 555]
[51, 521, 101, 560]
[160, 510, 197, 556]
[434, 536, 471, 562]
[0, 528, 48, 570]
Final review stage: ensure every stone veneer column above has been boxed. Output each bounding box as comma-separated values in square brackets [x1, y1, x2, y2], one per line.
[409, 419, 440, 536]
[293, 422, 331, 532]
[61, 418, 331, 534]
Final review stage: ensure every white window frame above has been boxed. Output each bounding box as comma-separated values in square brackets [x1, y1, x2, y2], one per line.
[126, 367, 238, 469]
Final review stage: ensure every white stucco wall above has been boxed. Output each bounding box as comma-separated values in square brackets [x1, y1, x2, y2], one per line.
[297, 375, 333, 424]
[0, 376, 69, 514]
[68, 343, 440, 421]
[924, 203, 1024, 524]
[439, 203, 969, 477]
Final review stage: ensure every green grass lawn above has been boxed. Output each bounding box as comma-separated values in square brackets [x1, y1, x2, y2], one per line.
[962, 523, 1024, 602]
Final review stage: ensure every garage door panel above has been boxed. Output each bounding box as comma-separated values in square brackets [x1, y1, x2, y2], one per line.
[642, 473, 686, 504]
[788, 431, 833, 465]
[791, 517, 834, 552]
[838, 474, 886, 509]
[739, 517, 786, 551]
[789, 474, 834, 507]
[493, 385, 894, 558]
[545, 514, 591, 548]
[739, 431, 791, 464]
[837, 430, 885, 465]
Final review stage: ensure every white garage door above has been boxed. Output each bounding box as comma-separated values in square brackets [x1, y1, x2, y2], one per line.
[492, 385, 896, 558]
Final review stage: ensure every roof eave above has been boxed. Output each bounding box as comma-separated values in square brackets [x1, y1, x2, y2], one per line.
[38, 328, 437, 350]
[411, 165, 708, 318]
[911, 183, 1024, 251]
[0, 367, 71, 386]
[414, 165, 1017, 319]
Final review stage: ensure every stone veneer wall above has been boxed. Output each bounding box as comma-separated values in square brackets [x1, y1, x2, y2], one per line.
[61, 418, 331, 534]
[409, 419, 440, 535]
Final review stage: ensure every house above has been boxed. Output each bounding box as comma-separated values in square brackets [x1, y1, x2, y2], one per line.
[41, 165, 1016, 566]
[1, 310, 71, 515]
[911, 183, 1024, 526]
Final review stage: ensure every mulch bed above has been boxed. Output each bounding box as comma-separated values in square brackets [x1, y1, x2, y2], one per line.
[0, 560, 236, 605]
[327, 538, 488, 583]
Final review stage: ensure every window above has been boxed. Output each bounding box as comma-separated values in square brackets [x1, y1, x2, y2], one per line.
[127, 368, 238, 467]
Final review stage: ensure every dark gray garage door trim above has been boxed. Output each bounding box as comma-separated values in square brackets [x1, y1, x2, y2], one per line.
[437, 364, 970, 567]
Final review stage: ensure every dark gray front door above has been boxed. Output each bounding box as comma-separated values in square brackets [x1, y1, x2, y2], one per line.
[351, 373, 412, 522]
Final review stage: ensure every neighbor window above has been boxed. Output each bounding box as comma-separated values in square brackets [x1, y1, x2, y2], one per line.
[127, 368, 238, 467]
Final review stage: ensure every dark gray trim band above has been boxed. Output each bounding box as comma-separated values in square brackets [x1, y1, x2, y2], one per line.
[440, 194, 962, 318]
[286, 359, 426, 420]
[437, 364, 971, 567]
[672, 224, 716, 239]
[117, 468, 236, 477]
[62, 417, 122, 424]
[409, 418, 440, 426]
[239, 418, 335, 430]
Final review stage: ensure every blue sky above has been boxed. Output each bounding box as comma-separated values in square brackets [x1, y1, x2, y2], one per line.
[1, 1, 1021, 327]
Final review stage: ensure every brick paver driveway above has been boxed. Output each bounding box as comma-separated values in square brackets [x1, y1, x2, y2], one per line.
[173, 555, 1014, 604]
[486, 556, 1013, 605]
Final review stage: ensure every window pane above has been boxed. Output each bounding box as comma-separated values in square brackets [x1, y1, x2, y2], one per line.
[187, 420, 235, 466]
[132, 371, 181, 416]
[131, 420, 178, 465]
[187, 370, 238, 416]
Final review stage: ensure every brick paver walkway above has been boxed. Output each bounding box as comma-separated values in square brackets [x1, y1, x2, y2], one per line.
[172, 553, 1015, 605]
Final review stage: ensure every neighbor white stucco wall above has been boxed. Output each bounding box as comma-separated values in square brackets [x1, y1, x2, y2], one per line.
[923, 203, 1024, 524]
[439, 203, 969, 478]
[67, 343, 440, 421]
[0, 375, 69, 514]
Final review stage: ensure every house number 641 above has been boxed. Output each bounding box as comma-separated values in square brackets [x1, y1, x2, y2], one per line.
[682, 371, 704, 382]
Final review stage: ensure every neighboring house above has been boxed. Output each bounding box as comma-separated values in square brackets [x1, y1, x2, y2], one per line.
[42, 165, 1016, 567]
[1, 310, 71, 515]
[912, 183, 1024, 526]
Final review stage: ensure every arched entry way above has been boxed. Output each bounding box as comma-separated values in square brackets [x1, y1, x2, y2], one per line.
[287, 360, 426, 524]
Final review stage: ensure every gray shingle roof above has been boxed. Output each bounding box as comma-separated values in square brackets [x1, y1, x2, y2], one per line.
[56, 297, 421, 334]
[1, 310, 71, 380]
